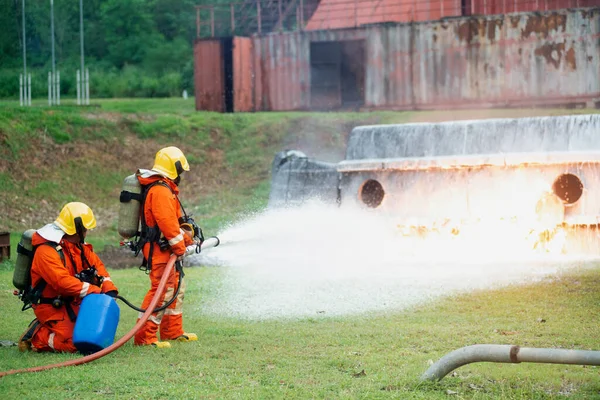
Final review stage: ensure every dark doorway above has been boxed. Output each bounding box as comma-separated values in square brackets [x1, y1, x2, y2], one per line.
[310, 40, 365, 110]
[461, 0, 472, 16]
[222, 37, 234, 113]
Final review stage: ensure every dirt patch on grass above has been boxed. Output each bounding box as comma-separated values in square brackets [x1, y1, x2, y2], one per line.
[97, 244, 142, 270]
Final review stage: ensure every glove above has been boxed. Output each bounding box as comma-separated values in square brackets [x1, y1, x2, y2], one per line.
[105, 290, 118, 298]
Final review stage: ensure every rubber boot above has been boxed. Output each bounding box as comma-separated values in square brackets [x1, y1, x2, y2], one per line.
[151, 341, 171, 349]
[18, 318, 40, 352]
[173, 333, 198, 342]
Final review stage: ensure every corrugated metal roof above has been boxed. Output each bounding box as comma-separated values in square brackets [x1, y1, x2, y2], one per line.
[305, 0, 462, 31]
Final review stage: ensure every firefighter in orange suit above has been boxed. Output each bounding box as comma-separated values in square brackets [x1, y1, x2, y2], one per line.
[18, 202, 119, 353]
[133, 146, 198, 348]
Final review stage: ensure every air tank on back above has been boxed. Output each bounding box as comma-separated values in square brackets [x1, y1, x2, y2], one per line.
[13, 229, 36, 290]
[118, 174, 142, 239]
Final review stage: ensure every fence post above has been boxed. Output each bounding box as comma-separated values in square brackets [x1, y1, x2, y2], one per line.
[28, 74, 31, 106]
[19, 74, 23, 106]
[77, 70, 81, 105]
[85, 68, 90, 105]
[56, 71, 60, 106]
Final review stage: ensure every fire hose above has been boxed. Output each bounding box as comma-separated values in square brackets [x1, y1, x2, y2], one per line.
[0, 237, 219, 378]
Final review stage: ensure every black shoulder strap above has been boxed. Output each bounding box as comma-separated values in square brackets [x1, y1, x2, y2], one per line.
[22, 242, 65, 311]
[136, 180, 174, 270]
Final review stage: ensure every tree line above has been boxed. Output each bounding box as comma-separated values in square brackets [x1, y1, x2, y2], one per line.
[1, 0, 204, 99]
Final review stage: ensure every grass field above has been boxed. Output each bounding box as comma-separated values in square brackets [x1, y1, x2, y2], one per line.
[1, 98, 599, 398]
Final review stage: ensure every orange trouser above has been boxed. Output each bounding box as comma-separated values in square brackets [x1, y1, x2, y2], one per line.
[134, 260, 186, 345]
[31, 305, 78, 353]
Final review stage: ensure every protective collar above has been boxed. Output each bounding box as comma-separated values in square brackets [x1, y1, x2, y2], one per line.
[138, 168, 168, 179]
[37, 223, 66, 243]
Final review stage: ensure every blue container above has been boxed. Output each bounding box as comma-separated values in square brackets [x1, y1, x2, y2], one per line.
[73, 294, 120, 355]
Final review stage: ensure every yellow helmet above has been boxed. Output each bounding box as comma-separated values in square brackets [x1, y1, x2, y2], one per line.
[54, 202, 97, 235]
[151, 146, 190, 180]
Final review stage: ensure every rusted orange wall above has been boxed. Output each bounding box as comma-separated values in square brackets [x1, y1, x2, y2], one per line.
[233, 37, 254, 112]
[470, 0, 598, 14]
[194, 40, 224, 112]
[195, 8, 600, 112]
[249, 8, 600, 111]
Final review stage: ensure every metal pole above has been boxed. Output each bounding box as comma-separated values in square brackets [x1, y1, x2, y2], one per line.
[79, 0, 85, 106]
[257, 1, 261, 34]
[278, 0, 282, 31]
[48, 72, 51, 105]
[196, 7, 200, 38]
[210, 6, 214, 37]
[231, 3, 235, 34]
[77, 70, 81, 105]
[20, 74, 23, 106]
[50, 0, 55, 104]
[22, 0, 26, 86]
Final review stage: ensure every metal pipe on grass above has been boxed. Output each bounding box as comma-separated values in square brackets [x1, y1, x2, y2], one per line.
[421, 344, 600, 381]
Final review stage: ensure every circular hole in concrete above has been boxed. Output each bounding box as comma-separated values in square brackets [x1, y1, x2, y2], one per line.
[360, 179, 384, 208]
[552, 173, 583, 205]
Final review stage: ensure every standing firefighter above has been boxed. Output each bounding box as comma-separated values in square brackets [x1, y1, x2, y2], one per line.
[133, 146, 200, 348]
[18, 202, 119, 352]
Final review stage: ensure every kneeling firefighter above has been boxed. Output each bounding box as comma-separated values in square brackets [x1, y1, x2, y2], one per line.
[17, 202, 119, 353]
[129, 146, 202, 348]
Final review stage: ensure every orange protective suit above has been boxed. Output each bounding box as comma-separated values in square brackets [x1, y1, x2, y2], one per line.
[134, 173, 194, 345]
[29, 232, 119, 353]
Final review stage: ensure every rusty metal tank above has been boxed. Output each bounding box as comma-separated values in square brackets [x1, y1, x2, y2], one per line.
[269, 114, 600, 254]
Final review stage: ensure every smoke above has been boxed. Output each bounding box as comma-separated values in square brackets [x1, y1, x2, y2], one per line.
[187, 202, 596, 320]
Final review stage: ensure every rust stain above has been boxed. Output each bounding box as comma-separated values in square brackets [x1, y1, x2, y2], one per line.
[534, 42, 565, 69]
[522, 14, 567, 39]
[487, 19, 503, 43]
[457, 18, 503, 43]
[565, 45, 577, 70]
[432, 33, 437, 43]
[510, 16, 520, 29]
[457, 19, 478, 42]
[588, 56, 593, 62]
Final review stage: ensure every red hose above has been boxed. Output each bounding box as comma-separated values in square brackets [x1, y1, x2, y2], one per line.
[0, 254, 177, 378]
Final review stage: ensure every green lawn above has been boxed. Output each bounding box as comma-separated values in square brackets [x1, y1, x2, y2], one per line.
[2, 98, 600, 398]
[1, 265, 599, 398]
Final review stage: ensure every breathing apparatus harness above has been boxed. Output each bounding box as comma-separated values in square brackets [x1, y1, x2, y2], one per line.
[119, 175, 204, 313]
[17, 217, 104, 322]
